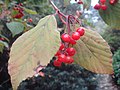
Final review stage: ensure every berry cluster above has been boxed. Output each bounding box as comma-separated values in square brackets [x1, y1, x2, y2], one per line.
[12, 3, 24, 19]
[94, 0, 118, 10]
[53, 27, 85, 67]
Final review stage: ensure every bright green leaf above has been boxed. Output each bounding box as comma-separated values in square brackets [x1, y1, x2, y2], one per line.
[73, 28, 113, 74]
[6, 22, 24, 37]
[99, 0, 120, 29]
[8, 15, 60, 90]
[24, 8, 37, 14]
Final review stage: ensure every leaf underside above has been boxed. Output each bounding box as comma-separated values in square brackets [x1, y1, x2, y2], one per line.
[8, 15, 60, 90]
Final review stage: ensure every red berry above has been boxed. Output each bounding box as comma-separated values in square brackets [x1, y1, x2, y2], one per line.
[19, 3, 23, 6]
[0, 38, 5, 41]
[28, 18, 33, 22]
[94, 3, 101, 10]
[70, 38, 76, 45]
[61, 33, 71, 42]
[59, 43, 64, 50]
[78, 1, 83, 4]
[53, 60, 62, 67]
[76, 27, 85, 36]
[109, 0, 118, 5]
[101, 4, 107, 10]
[66, 47, 76, 56]
[66, 56, 74, 64]
[55, 50, 61, 56]
[100, 0, 106, 4]
[72, 32, 80, 40]
[58, 54, 67, 63]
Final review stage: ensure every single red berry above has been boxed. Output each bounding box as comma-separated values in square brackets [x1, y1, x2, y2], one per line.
[61, 33, 71, 42]
[94, 3, 101, 10]
[109, 0, 118, 5]
[55, 50, 61, 56]
[100, 0, 106, 4]
[28, 18, 33, 23]
[78, 1, 83, 4]
[19, 3, 23, 6]
[72, 32, 80, 40]
[76, 27, 85, 36]
[66, 47, 76, 56]
[101, 4, 107, 10]
[58, 54, 67, 63]
[66, 56, 74, 64]
[0, 38, 5, 41]
[69, 38, 76, 45]
[59, 43, 65, 50]
[53, 60, 62, 67]
[13, 7, 18, 10]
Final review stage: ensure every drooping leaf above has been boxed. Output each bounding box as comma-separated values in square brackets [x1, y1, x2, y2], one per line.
[24, 8, 37, 14]
[6, 22, 24, 37]
[99, 0, 120, 29]
[8, 15, 60, 90]
[73, 28, 113, 74]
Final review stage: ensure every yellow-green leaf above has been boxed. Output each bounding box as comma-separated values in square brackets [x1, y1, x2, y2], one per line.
[0, 41, 8, 53]
[99, 0, 120, 29]
[24, 8, 37, 14]
[0, 41, 5, 53]
[73, 28, 113, 74]
[8, 15, 60, 90]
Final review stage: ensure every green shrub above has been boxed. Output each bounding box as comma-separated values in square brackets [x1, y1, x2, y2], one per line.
[102, 28, 120, 53]
[113, 49, 120, 84]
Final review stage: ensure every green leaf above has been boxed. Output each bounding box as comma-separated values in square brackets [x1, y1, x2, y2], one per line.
[99, 0, 120, 29]
[0, 41, 5, 53]
[24, 8, 37, 14]
[73, 28, 113, 74]
[8, 15, 60, 90]
[0, 41, 8, 53]
[64, 0, 71, 7]
[82, 0, 91, 10]
[6, 22, 24, 37]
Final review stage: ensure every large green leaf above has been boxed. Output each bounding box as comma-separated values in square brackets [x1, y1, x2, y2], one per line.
[6, 22, 24, 37]
[8, 15, 60, 90]
[73, 28, 113, 74]
[99, 0, 120, 29]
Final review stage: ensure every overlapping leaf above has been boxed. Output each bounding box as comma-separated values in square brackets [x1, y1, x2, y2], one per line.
[73, 28, 113, 74]
[6, 22, 24, 37]
[99, 0, 120, 29]
[8, 15, 60, 90]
